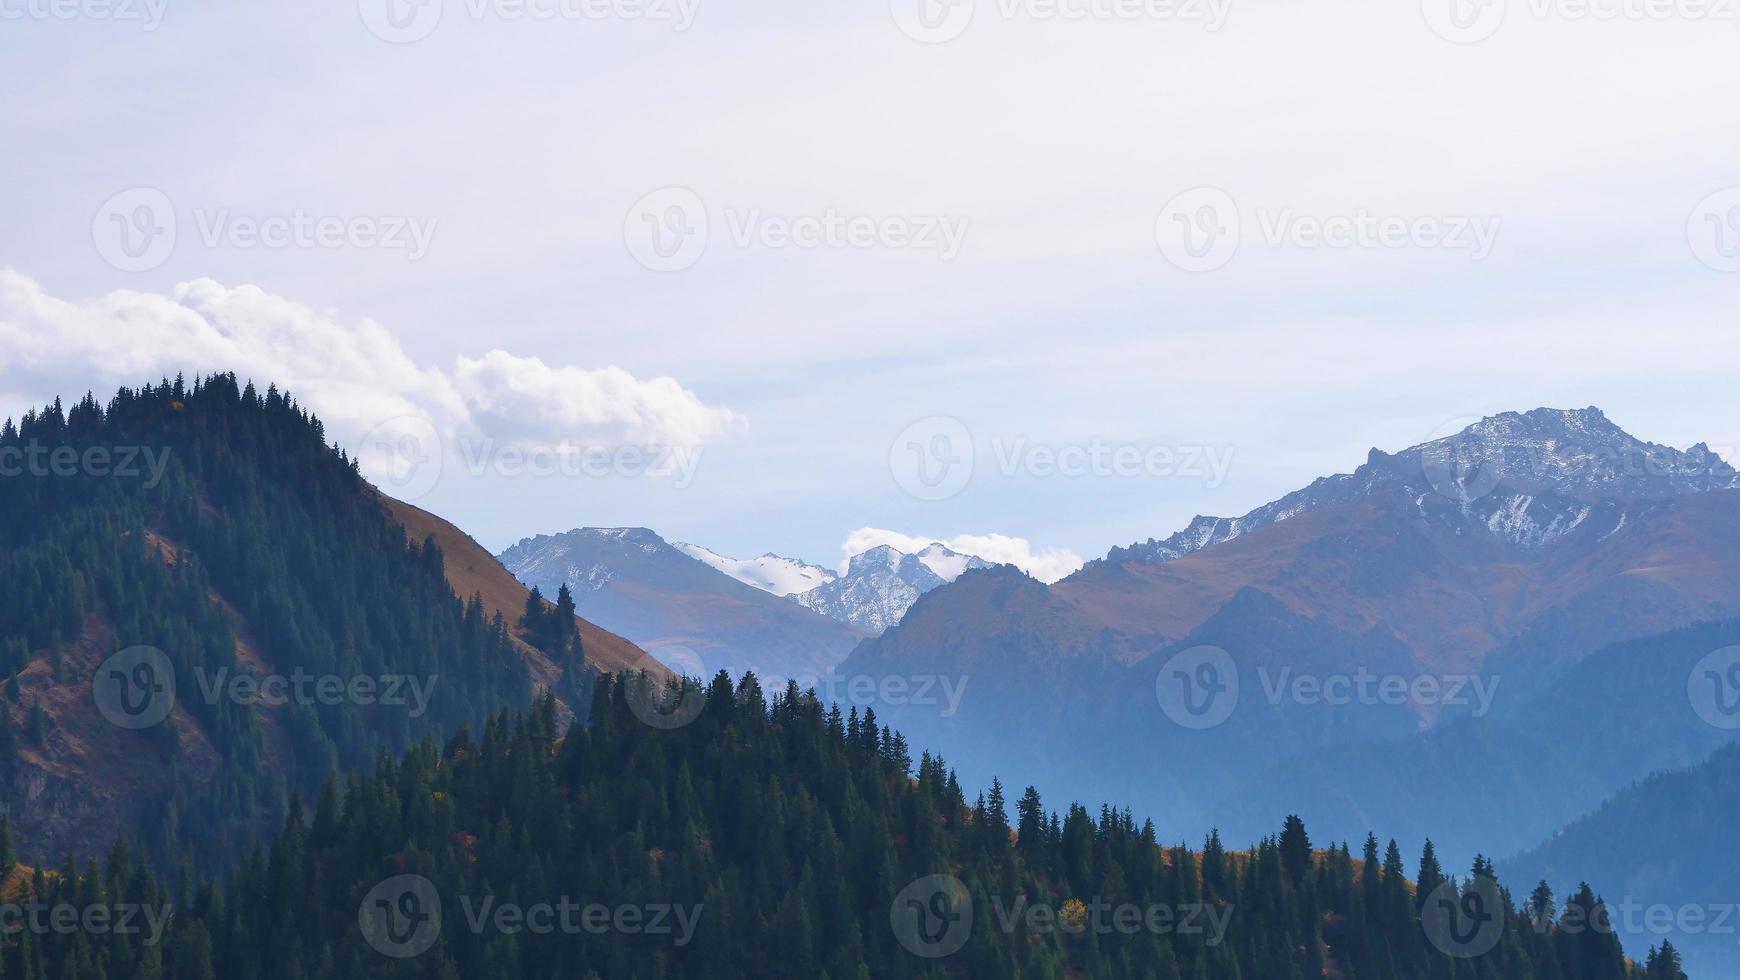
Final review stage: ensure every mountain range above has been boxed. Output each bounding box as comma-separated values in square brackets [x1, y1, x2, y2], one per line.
[0, 381, 1717, 976]
[837, 406, 1740, 940]
[499, 530, 998, 679]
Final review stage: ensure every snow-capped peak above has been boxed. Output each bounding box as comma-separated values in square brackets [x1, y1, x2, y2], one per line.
[914, 542, 982, 583]
[674, 542, 838, 596]
[1105, 407, 1740, 567]
[801, 543, 998, 634]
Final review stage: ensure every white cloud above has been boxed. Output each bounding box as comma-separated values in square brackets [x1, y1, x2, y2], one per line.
[842, 527, 1084, 584]
[453, 349, 736, 451]
[0, 270, 737, 483]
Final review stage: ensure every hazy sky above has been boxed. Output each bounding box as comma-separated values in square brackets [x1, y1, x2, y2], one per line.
[4, 0, 1739, 576]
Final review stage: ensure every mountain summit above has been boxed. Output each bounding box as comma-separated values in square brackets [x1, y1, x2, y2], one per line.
[841, 406, 1740, 856]
[1108, 407, 1738, 564]
[796, 543, 994, 633]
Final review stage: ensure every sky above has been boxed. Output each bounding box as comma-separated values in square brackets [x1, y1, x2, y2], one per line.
[3, 0, 1740, 578]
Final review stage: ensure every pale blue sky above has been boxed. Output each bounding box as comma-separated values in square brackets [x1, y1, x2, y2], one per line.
[4, 0, 1739, 573]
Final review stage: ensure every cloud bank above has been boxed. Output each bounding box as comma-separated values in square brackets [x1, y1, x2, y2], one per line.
[0, 270, 738, 492]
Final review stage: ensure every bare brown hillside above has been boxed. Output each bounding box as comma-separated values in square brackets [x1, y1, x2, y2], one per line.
[381, 496, 657, 677]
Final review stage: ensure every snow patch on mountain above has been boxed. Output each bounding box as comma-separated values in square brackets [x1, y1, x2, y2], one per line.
[498, 528, 667, 595]
[1106, 407, 1739, 566]
[674, 543, 837, 596]
[795, 543, 996, 634]
[841, 528, 1084, 583]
